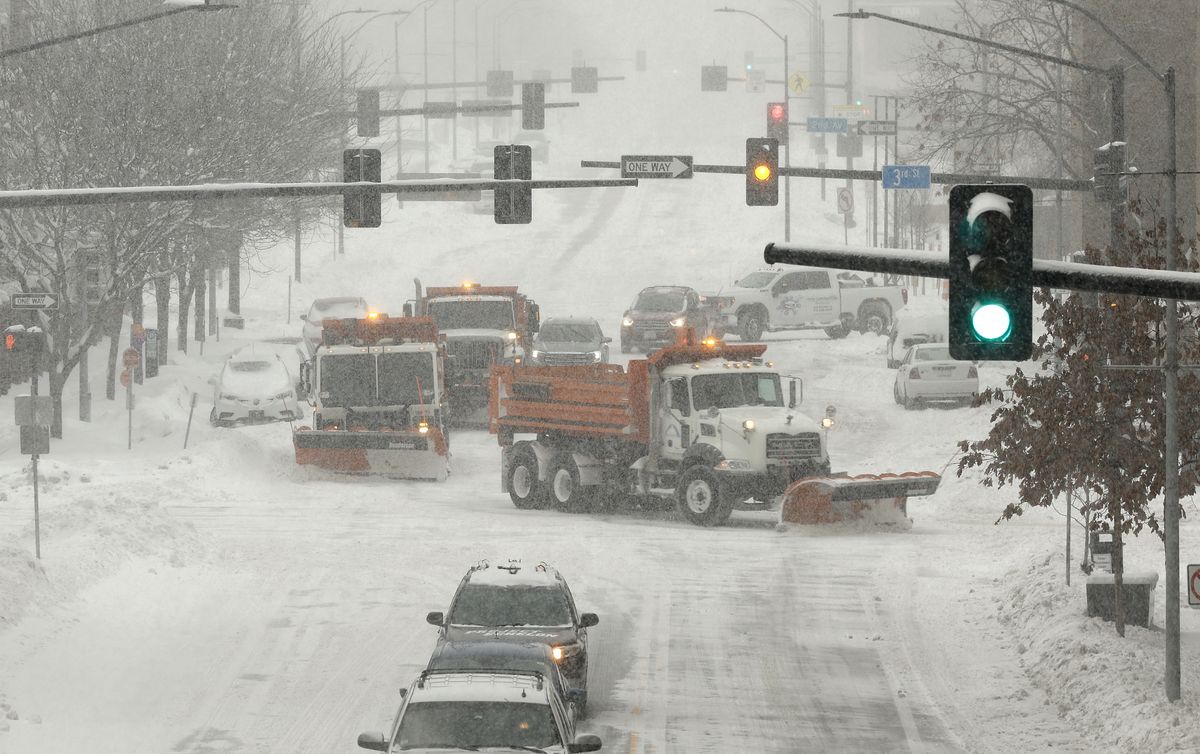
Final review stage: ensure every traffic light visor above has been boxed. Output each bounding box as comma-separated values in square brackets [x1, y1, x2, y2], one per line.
[754, 164, 772, 181]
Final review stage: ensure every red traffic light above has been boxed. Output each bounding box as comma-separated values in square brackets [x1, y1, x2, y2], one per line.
[4, 333, 14, 351]
[769, 103, 785, 122]
[766, 102, 788, 144]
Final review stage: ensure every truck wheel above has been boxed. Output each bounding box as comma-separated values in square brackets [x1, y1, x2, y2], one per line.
[507, 446, 548, 509]
[549, 455, 592, 513]
[738, 311, 765, 341]
[824, 324, 849, 339]
[676, 465, 733, 526]
[858, 303, 891, 335]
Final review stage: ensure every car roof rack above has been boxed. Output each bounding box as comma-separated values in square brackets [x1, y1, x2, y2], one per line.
[418, 667, 545, 691]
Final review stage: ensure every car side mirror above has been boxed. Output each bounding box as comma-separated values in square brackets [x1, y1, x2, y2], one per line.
[426, 611, 444, 626]
[398, 688, 408, 699]
[357, 732, 389, 751]
[579, 612, 599, 628]
[568, 734, 603, 753]
[789, 379, 799, 409]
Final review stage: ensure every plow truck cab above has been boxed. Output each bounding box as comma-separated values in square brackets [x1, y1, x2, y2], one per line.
[294, 315, 449, 481]
[407, 279, 539, 427]
[490, 331, 831, 526]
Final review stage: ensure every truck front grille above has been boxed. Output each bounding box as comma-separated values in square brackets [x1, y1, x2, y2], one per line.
[539, 352, 596, 366]
[766, 433, 821, 461]
[447, 340, 500, 370]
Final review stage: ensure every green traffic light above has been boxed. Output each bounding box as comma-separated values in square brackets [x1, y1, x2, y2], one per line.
[971, 302, 1012, 341]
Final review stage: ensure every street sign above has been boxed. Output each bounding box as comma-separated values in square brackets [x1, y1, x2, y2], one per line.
[145, 329, 159, 378]
[1189, 564, 1200, 608]
[788, 72, 810, 95]
[14, 395, 53, 426]
[882, 164, 932, 190]
[837, 187, 854, 214]
[130, 323, 146, 347]
[620, 155, 693, 180]
[746, 69, 765, 93]
[120, 368, 131, 388]
[833, 104, 870, 117]
[856, 120, 898, 136]
[20, 425, 49, 456]
[123, 347, 141, 368]
[806, 117, 847, 134]
[10, 293, 58, 310]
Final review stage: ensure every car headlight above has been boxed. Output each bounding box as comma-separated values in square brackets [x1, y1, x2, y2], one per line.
[551, 642, 583, 663]
[621, 316, 634, 327]
[716, 458, 754, 471]
[591, 350, 602, 362]
[670, 317, 685, 327]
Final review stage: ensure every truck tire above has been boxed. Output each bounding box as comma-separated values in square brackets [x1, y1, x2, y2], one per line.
[824, 323, 849, 339]
[858, 302, 892, 335]
[737, 310, 766, 342]
[676, 465, 733, 526]
[548, 454, 592, 513]
[507, 445, 548, 509]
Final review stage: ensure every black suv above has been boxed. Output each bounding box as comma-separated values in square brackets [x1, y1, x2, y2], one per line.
[427, 561, 599, 707]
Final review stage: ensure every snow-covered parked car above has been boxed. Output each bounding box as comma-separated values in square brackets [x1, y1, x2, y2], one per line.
[300, 296, 369, 354]
[886, 305, 948, 369]
[210, 350, 303, 426]
[893, 342, 978, 410]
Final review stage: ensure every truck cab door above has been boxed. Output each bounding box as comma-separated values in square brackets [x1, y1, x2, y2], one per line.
[802, 270, 840, 324]
[771, 272, 809, 327]
[659, 378, 691, 460]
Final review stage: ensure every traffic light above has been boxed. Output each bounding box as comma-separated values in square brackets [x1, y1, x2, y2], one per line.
[1093, 143, 1126, 203]
[745, 137, 779, 206]
[521, 82, 545, 130]
[343, 148, 382, 228]
[356, 89, 379, 138]
[571, 66, 598, 94]
[494, 144, 532, 224]
[948, 184, 1034, 361]
[767, 102, 788, 145]
[4, 332, 16, 352]
[701, 65, 727, 92]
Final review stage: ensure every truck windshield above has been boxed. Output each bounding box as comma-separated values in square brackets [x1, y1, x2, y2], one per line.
[736, 271, 777, 288]
[318, 353, 377, 407]
[377, 352, 436, 405]
[450, 585, 572, 627]
[428, 299, 515, 330]
[397, 701, 560, 750]
[634, 290, 685, 312]
[691, 373, 784, 410]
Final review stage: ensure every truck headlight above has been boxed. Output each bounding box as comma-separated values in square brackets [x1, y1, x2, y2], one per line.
[590, 350, 602, 362]
[622, 316, 634, 327]
[742, 419, 756, 431]
[531, 349, 542, 360]
[506, 331, 519, 341]
[670, 317, 685, 327]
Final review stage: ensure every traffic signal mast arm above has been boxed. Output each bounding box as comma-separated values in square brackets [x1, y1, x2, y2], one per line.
[763, 242, 1200, 302]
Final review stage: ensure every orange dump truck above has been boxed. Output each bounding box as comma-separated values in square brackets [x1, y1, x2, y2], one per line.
[489, 331, 831, 526]
[294, 316, 450, 480]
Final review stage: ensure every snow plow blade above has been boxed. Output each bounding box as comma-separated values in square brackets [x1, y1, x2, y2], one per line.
[293, 428, 449, 481]
[779, 472, 941, 526]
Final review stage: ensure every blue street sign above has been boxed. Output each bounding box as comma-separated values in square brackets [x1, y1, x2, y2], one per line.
[806, 117, 848, 134]
[882, 165, 932, 189]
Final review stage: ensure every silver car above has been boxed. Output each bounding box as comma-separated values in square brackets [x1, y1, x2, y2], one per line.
[530, 317, 610, 366]
[210, 350, 303, 426]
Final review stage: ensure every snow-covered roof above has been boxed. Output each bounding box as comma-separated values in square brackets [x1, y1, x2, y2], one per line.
[412, 671, 548, 704]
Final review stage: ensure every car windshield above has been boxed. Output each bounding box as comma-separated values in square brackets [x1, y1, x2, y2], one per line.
[428, 299, 515, 330]
[634, 290, 684, 312]
[450, 585, 572, 626]
[317, 353, 376, 407]
[691, 373, 784, 410]
[228, 360, 272, 373]
[539, 322, 597, 342]
[397, 701, 560, 750]
[736, 272, 777, 288]
[377, 352, 436, 405]
[915, 346, 952, 362]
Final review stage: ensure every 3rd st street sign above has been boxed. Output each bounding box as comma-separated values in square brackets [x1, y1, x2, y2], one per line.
[10, 293, 58, 310]
[620, 155, 693, 179]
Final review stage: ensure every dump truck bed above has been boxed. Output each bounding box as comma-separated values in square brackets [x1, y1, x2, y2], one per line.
[490, 362, 651, 443]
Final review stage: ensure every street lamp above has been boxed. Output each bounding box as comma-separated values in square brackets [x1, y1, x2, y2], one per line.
[840, 3, 1185, 702]
[714, 6, 791, 242]
[0, 0, 236, 59]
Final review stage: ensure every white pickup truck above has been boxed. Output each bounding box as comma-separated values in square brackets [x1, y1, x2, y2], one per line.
[706, 266, 908, 341]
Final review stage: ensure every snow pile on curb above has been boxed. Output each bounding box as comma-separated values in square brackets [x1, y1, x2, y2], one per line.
[997, 554, 1200, 753]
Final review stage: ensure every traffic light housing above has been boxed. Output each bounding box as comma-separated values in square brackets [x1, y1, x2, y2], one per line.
[767, 102, 788, 145]
[494, 144, 532, 224]
[745, 138, 779, 206]
[521, 82, 545, 130]
[343, 148, 382, 228]
[356, 89, 380, 138]
[948, 184, 1034, 361]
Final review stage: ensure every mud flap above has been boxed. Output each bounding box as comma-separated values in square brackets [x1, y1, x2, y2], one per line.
[778, 472, 940, 526]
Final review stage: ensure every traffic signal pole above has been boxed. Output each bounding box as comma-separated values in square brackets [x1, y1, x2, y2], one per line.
[783, 32, 791, 242]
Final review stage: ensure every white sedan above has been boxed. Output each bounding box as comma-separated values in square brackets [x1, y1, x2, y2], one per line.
[211, 350, 304, 426]
[893, 343, 978, 409]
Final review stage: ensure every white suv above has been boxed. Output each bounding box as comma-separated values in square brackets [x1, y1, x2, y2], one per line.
[357, 670, 602, 753]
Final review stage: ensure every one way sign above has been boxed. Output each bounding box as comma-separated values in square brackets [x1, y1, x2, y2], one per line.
[620, 155, 693, 179]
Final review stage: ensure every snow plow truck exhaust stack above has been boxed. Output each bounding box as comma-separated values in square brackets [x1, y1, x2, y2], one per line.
[779, 472, 942, 526]
[293, 315, 450, 481]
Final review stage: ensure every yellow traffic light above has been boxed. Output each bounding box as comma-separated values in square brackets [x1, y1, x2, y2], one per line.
[753, 163, 772, 182]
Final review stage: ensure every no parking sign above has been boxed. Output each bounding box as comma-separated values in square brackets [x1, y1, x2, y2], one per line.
[1189, 564, 1200, 609]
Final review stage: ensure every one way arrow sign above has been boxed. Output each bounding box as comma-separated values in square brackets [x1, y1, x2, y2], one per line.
[620, 155, 693, 179]
[10, 293, 58, 310]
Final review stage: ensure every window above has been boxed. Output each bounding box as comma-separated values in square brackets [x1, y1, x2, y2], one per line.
[634, 289, 686, 312]
[691, 373, 784, 410]
[804, 271, 831, 290]
[428, 300, 516, 330]
[737, 271, 777, 289]
[669, 378, 690, 416]
[450, 585, 572, 627]
[398, 701, 561, 750]
[774, 273, 804, 294]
